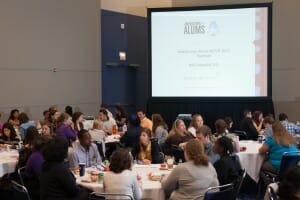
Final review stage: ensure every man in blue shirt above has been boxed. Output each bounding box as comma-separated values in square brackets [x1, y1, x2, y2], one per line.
[69, 129, 101, 168]
[278, 113, 300, 136]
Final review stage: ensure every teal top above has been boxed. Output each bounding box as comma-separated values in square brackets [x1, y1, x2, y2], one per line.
[264, 137, 298, 169]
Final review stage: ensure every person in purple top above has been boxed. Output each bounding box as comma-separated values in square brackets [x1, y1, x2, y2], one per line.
[55, 112, 77, 145]
[25, 136, 50, 200]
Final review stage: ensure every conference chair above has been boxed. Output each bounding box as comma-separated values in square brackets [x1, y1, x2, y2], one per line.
[11, 180, 31, 200]
[89, 192, 133, 200]
[170, 145, 185, 163]
[234, 168, 247, 198]
[17, 166, 26, 186]
[203, 183, 235, 200]
[232, 130, 248, 140]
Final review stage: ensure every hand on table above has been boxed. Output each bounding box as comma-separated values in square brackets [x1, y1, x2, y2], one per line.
[143, 159, 151, 165]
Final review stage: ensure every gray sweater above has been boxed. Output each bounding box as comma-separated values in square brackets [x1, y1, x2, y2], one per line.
[161, 161, 219, 200]
[103, 170, 142, 200]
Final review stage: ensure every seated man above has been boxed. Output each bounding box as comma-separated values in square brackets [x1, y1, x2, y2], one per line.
[97, 109, 116, 134]
[137, 109, 153, 131]
[195, 125, 219, 164]
[69, 129, 102, 168]
[278, 113, 300, 135]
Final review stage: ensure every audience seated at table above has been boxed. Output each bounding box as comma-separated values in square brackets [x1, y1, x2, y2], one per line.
[40, 122, 53, 138]
[0, 122, 20, 145]
[259, 121, 298, 174]
[137, 109, 153, 131]
[211, 119, 235, 143]
[19, 112, 36, 141]
[49, 109, 60, 133]
[213, 136, 238, 185]
[114, 104, 127, 128]
[224, 116, 234, 133]
[25, 136, 49, 200]
[72, 112, 84, 132]
[7, 109, 20, 127]
[40, 137, 89, 200]
[55, 112, 77, 146]
[152, 113, 168, 149]
[263, 116, 274, 138]
[120, 114, 142, 148]
[187, 114, 204, 137]
[161, 139, 219, 200]
[100, 103, 113, 119]
[131, 128, 163, 164]
[278, 112, 300, 135]
[65, 105, 73, 117]
[89, 120, 106, 143]
[97, 109, 116, 134]
[42, 110, 50, 123]
[239, 109, 259, 140]
[104, 149, 142, 200]
[195, 125, 219, 164]
[164, 119, 195, 155]
[277, 166, 300, 200]
[69, 129, 101, 168]
[252, 110, 264, 133]
[17, 126, 40, 169]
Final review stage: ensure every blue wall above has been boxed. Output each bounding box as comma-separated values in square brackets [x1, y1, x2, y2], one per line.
[101, 10, 147, 114]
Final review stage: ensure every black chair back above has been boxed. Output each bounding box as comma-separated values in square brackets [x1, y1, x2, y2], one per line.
[234, 168, 246, 198]
[170, 145, 185, 163]
[232, 130, 248, 140]
[279, 151, 300, 181]
[204, 183, 235, 200]
[11, 180, 31, 200]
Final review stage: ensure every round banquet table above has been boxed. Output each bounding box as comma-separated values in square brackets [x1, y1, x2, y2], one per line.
[76, 164, 172, 200]
[0, 149, 19, 177]
[237, 140, 264, 182]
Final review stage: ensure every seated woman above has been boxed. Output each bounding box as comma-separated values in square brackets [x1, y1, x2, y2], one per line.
[213, 136, 238, 185]
[7, 109, 20, 127]
[211, 119, 235, 143]
[103, 149, 142, 200]
[252, 110, 264, 133]
[40, 122, 53, 138]
[0, 123, 20, 145]
[25, 136, 49, 200]
[187, 114, 204, 137]
[151, 113, 168, 148]
[161, 139, 219, 200]
[259, 121, 298, 174]
[277, 167, 300, 200]
[19, 112, 36, 141]
[163, 119, 194, 155]
[72, 112, 84, 132]
[55, 113, 77, 145]
[40, 137, 88, 200]
[120, 114, 142, 148]
[132, 128, 163, 164]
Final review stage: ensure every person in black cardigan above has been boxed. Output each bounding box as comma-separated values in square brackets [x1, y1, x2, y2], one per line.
[131, 128, 163, 164]
[40, 137, 89, 200]
[213, 136, 238, 185]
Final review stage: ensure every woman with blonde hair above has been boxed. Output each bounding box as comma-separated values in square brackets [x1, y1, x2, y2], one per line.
[188, 114, 204, 137]
[163, 119, 194, 155]
[162, 139, 219, 200]
[259, 120, 298, 173]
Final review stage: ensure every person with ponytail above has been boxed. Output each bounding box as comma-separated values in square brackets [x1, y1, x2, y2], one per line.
[161, 139, 219, 200]
[213, 136, 239, 185]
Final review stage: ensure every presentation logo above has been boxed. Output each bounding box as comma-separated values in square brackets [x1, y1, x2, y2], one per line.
[184, 22, 205, 34]
[208, 21, 219, 36]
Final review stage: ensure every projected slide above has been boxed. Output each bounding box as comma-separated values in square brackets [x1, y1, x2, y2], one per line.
[151, 7, 269, 97]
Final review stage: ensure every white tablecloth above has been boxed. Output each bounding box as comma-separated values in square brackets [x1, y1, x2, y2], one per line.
[105, 135, 120, 144]
[0, 150, 19, 177]
[237, 141, 264, 182]
[77, 164, 171, 200]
